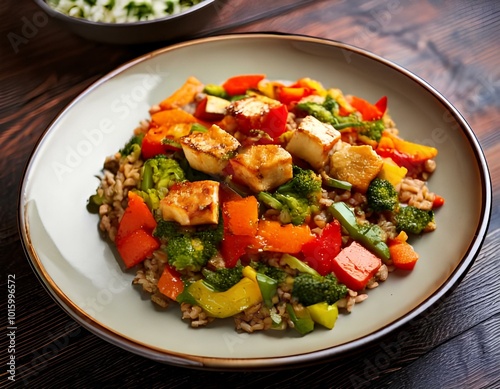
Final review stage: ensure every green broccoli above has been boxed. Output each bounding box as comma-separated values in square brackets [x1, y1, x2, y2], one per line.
[358, 120, 385, 142]
[119, 134, 144, 156]
[153, 220, 188, 239]
[296, 95, 360, 130]
[292, 273, 348, 306]
[166, 235, 208, 272]
[202, 265, 244, 292]
[395, 206, 434, 235]
[366, 178, 399, 212]
[277, 165, 322, 201]
[258, 165, 322, 226]
[296, 101, 335, 124]
[155, 219, 223, 272]
[252, 262, 287, 284]
[137, 155, 185, 210]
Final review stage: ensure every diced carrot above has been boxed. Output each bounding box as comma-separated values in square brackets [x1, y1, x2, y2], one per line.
[151, 108, 204, 128]
[116, 229, 160, 269]
[222, 74, 266, 96]
[157, 265, 184, 300]
[331, 241, 382, 290]
[348, 95, 384, 121]
[256, 220, 315, 254]
[389, 241, 419, 270]
[159, 76, 204, 110]
[115, 191, 157, 244]
[222, 196, 259, 236]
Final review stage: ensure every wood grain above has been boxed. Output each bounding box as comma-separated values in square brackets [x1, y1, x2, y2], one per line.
[0, 0, 498, 387]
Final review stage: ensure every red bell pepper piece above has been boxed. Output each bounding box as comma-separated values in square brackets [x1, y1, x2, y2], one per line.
[349, 95, 384, 121]
[115, 191, 157, 244]
[301, 220, 342, 275]
[157, 265, 185, 300]
[222, 74, 266, 96]
[116, 229, 160, 269]
[115, 192, 159, 268]
[374, 96, 388, 115]
[331, 241, 382, 290]
[260, 103, 288, 139]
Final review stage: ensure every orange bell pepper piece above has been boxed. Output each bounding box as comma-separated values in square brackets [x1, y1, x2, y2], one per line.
[222, 196, 259, 236]
[256, 220, 315, 254]
[159, 76, 204, 110]
[116, 229, 160, 269]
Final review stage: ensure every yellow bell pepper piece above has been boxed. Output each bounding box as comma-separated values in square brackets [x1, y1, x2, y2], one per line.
[378, 158, 408, 187]
[186, 266, 262, 318]
[306, 302, 339, 330]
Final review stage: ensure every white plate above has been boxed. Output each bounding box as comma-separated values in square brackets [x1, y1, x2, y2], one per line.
[19, 34, 491, 369]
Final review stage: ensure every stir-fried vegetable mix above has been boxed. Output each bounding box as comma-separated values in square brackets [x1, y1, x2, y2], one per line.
[89, 74, 444, 335]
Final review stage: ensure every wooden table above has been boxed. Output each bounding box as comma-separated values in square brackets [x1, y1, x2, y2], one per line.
[1, 0, 498, 387]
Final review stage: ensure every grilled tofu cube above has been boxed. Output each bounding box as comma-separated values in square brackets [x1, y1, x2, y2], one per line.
[180, 124, 240, 176]
[285, 115, 341, 170]
[229, 144, 293, 193]
[330, 145, 383, 193]
[160, 180, 220, 226]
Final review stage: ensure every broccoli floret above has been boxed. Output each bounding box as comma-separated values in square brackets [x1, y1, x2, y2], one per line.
[202, 265, 244, 292]
[137, 155, 185, 210]
[257, 165, 322, 225]
[366, 178, 399, 212]
[277, 165, 322, 201]
[296, 101, 334, 124]
[156, 218, 223, 272]
[252, 262, 287, 284]
[292, 273, 348, 306]
[140, 154, 185, 191]
[359, 120, 385, 142]
[395, 206, 434, 235]
[166, 235, 209, 272]
[153, 220, 187, 239]
[119, 133, 143, 156]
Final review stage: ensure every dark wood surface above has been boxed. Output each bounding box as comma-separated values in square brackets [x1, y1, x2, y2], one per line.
[1, 0, 499, 387]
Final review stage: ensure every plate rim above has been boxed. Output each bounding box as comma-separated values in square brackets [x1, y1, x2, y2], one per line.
[17, 32, 492, 370]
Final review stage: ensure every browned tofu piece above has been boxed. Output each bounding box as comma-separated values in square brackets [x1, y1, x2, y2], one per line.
[180, 124, 240, 176]
[160, 180, 220, 226]
[229, 144, 293, 193]
[286, 115, 341, 170]
[329, 145, 383, 193]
